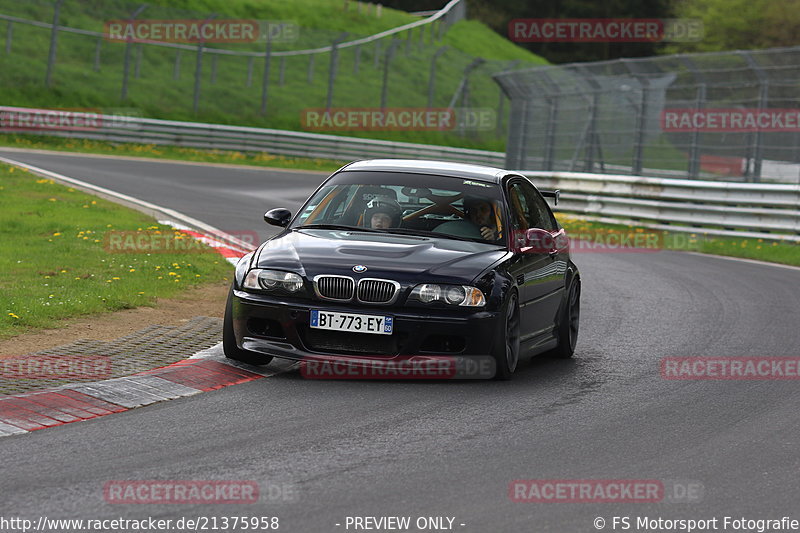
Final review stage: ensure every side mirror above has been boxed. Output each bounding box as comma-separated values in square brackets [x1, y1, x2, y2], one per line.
[264, 208, 292, 227]
[513, 228, 569, 254]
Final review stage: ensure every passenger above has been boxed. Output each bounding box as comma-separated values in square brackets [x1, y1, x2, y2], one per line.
[363, 197, 403, 229]
[464, 197, 499, 241]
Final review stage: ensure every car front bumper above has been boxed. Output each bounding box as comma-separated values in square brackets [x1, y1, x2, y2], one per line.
[231, 289, 500, 364]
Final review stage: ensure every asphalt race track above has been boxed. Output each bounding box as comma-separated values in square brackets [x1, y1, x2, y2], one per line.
[2, 150, 799, 532]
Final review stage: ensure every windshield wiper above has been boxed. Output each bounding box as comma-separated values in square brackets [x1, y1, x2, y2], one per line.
[297, 224, 496, 244]
[295, 224, 384, 233]
[374, 228, 490, 244]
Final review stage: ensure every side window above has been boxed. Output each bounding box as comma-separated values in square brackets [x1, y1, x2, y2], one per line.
[507, 183, 531, 231]
[517, 181, 557, 231]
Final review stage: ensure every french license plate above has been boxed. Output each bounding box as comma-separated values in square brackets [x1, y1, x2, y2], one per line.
[310, 310, 393, 335]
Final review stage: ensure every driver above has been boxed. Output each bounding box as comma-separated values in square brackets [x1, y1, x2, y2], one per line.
[363, 197, 403, 229]
[464, 196, 499, 241]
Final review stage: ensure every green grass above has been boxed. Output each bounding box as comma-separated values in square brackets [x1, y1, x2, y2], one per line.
[556, 215, 800, 267]
[0, 0, 546, 151]
[0, 164, 232, 339]
[0, 134, 346, 172]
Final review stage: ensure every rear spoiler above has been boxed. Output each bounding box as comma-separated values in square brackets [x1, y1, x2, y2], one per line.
[540, 189, 560, 206]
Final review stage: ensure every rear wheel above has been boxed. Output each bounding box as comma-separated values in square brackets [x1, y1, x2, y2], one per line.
[492, 291, 520, 380]
[223, 287, 274, 366]
[551, 277, 580, 359]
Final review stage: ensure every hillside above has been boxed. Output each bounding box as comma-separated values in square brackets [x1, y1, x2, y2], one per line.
[0, 0, 547, 151]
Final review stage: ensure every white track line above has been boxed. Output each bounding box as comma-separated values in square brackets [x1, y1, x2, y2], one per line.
[0, 155, 256, 252]
[684, 252, 800, 272]
[0, 146, 331, 174]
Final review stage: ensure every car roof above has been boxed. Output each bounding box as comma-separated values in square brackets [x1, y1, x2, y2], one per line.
[340, 159, 517, 184]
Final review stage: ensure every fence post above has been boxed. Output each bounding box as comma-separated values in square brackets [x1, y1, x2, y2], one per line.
[380, 39, 400, 109]
[308, 54, 315, 83]
[120, 4, 148, 100]
[193, 42, 205, 113]
[5, 21, 12, 54]
[496, 90, 506, 138]
[496, 60, 521, 138]
[260, 35, 272, 115]
[326, 33, 348, 110]
[688, 84, 706, 179]
[750, 80, 768, 182]
[193, 15, 217, 114]
[631, 81, 649, 175]
[173, 50, 181, 80]
[514, 100, 531, 169]
[279, 56, 286, 85]
[427, 46, 447, 108]
[740, 51, 768, 182]
[45, 0, 65, 88]
[353, 44, 360, 74]
[585, 93, 599, 172]
[676, 56, 706, 179]
[93, 37, 101, 71]
[448, 57, 485, 109]
[134, 44, 143, 78]
[405, 28, 412, 56]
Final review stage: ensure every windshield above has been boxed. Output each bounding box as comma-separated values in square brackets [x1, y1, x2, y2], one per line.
[292, 172, 507, 244]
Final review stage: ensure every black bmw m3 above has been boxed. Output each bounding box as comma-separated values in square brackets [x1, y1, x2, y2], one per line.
[224, 159, 580, 379]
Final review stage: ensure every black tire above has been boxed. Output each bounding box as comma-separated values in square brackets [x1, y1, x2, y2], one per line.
[491, 291, 521, 380]
[550, 277, 580, 359]
[223, 287, 274, 366]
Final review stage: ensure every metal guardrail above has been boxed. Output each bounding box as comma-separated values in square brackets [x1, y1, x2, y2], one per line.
[526, 171, 800, 242]
[0, 106, 506, 166]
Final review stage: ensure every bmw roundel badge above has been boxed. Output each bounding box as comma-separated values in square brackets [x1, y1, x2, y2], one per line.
[353, 265, 368, 273]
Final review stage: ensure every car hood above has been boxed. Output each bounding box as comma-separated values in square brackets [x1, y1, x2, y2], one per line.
[255, 229, 508, 284]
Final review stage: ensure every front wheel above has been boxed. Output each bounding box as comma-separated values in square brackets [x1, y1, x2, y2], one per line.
[550, 277, 580, 359]
[491, 291, 520, 380]
[223, 287, 274, 366]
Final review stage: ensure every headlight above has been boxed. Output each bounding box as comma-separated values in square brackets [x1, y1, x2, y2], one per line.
[234, 252, 255, 287]
[243, 269, 304, 292]
[410, 284, 485, 307]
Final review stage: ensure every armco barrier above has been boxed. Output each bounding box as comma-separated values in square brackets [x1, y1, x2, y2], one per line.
[0, 106, 505, 167]
[526, 171, 800, 242]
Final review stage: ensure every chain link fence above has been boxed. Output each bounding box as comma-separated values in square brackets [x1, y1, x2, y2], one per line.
[0, 0, 526, 147]
[495, 46, 800, 183]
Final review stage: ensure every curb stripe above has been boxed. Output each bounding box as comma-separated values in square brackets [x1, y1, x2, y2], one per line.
[0, 358, 265, 436]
